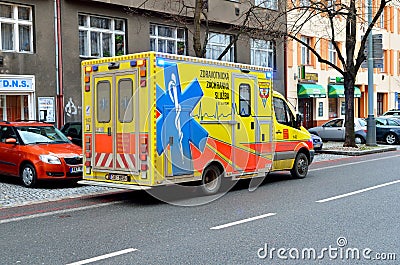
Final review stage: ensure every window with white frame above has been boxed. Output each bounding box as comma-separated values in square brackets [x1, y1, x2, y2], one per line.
[150, 24, 186, 55]
[255, 0, 278, 10]
[79, 14, 126, 58]
[206, 32, 234, 62]
[251, 38, 275, 69]
[301, 36, 311, 65]
[379, 11, 384, 28]
[328, 41, 337, 65]
[0, 3, 32, 52]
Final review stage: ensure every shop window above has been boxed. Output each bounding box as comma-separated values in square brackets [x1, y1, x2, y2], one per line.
[318, 102, 323, 117]
[377, 93, 384, 116]
[0, 95, 29, 121]
[79, 14, 126, 57]
[328, 98, 338, 118]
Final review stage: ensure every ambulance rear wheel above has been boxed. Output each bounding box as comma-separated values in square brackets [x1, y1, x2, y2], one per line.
[290, 152, 308, 179]
[200, 165, 222, 195]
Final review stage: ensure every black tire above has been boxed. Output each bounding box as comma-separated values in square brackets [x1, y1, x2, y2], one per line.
[200, 164, 222, 195]
[20, 163, 37, 188]
[290, 152, 309, 179]
[385, 133, 398, 145]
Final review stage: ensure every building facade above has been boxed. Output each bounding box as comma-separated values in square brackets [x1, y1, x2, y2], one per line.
[286, 1, 400, 128]
[0, 0, 285, 127]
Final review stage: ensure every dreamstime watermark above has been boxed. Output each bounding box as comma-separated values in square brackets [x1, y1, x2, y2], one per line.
[257, 237, 397, 261]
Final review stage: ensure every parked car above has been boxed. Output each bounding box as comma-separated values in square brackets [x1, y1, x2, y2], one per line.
[308, 118, 367, 144]
[60, 122, 82, 146]
[0, 121, 83, 187]
[375, 117, 400, 145]
[311, 134, 323, 151]
[381, 109, 400, 117]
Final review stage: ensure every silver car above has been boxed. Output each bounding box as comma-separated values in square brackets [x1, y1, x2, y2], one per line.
[308, 118, 367, 144]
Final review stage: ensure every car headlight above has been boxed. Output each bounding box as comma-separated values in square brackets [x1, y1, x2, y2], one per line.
[39, 155, 61, 164]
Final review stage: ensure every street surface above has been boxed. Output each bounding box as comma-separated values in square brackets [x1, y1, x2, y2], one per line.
[0, 150, 399, 264]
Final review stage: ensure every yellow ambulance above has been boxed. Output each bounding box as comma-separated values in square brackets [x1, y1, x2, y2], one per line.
[79, 52, 314, 195]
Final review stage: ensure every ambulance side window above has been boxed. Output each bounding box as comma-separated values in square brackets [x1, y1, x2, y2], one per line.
[97, 81, 111, 123]
[273, 97, 295, 127]
[239, 83, 251, 117]
[118, 78, 133, 123]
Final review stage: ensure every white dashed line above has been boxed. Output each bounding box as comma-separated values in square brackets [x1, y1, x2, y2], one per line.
[210, 213, 276, 230]
[66, 248, 138, 265]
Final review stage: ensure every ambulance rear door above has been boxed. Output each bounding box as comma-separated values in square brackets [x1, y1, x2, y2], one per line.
[91, 71, 139, 173]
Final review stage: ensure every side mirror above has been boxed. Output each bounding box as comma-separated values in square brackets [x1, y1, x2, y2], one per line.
[296, 113, 303, 128]
[5, 138, 17, 144]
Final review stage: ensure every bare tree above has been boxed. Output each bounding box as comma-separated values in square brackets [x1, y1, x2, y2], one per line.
[283, 0, 393, 147]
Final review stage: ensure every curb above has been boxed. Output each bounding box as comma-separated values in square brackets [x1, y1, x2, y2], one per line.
[316, 146, 397, 156]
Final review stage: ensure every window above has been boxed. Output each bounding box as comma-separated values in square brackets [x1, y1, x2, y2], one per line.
[301, 36, 311, 65]
[255, 0, 278, 10]
[273, 97, 295, 127]
[118, 79, 133, 123]
[97, 81, 111, 123]
[206, 32, 234, 62]
[150, 24, 186, 55]
[0, 3, 32, 52]
[323, 119, 343, 127]
[318, 102, 323, 117]
[239, 84, 251, 117]
[0, 95, 29, 121]
[299, 0, 311, 7]
[328, 42, 337, 65]
[79, 14, 126, 57]
[379, 11, 384, 28]
[377, 93, 384, 116]
[251, 39, 275, 68]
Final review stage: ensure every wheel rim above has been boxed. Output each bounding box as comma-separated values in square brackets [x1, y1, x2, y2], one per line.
[22, 167, 34, 186]
[386, 134, 396, 144]
[204, 170, 218, 192]
[297, 157, 307, 176]
[355, 137, 362, 144]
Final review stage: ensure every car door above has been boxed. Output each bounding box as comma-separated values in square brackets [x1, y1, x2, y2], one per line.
[0, 126, 20, 176]
[319, 119, 344, 140]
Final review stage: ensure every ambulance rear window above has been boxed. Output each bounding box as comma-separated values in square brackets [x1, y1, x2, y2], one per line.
[118, 78, 133, 123]
[97, 80, 111, 123]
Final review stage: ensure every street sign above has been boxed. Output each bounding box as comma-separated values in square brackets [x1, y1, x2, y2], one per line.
[361, 34, 383, 68]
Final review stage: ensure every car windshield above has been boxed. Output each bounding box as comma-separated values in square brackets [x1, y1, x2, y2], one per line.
[16, 126, 71, 144]
[358, 119, 367, 127]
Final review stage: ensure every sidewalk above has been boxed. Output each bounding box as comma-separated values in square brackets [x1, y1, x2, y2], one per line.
[317, 141, 398, 156]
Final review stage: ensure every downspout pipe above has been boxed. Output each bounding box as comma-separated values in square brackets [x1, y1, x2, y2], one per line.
[54, 0, 64, 128]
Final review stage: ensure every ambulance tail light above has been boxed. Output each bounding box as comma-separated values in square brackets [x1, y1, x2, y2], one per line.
[85, 136, 92, 172]
[140, 136, 148, 172]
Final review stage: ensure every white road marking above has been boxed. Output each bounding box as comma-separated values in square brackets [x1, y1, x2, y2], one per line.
[66, 248, 138, 265]
[310, 154, 400, 172]
[316, 179, 400, 203]
[0, 201, 122, 224]
[210, 213, 276, 230]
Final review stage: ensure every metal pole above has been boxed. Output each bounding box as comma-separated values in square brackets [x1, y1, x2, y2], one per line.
[366, 0, 377, 146]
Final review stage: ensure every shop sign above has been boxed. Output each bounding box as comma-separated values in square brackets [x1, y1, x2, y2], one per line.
[0, 77, 34, 91]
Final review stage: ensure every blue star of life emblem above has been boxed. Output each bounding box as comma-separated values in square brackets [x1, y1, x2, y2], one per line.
[156, 60, 208, 175]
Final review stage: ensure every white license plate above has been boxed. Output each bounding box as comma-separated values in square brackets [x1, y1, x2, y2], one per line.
[70, 166, 83, 173]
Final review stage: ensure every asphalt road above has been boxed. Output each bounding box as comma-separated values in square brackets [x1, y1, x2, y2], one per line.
[1, 150, 399, 265]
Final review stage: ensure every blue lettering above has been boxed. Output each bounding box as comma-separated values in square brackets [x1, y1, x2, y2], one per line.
[12, 80, 18, 87]
[21, 81, 27, 87]
[3, 80, 9, 87]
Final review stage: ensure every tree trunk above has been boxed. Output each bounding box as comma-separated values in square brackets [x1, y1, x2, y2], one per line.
[343, 72, 356, 147]
[193, 0, 203, 57]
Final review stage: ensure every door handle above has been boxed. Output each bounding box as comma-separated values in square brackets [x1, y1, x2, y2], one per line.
[107, 127, 112, 136]
[276, 130, 282, 134]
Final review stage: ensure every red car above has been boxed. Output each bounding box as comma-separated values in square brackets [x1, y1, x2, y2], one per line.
[0, 121, 83, 187]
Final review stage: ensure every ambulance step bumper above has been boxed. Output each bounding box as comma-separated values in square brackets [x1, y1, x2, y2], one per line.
[78, 180, 152, 190]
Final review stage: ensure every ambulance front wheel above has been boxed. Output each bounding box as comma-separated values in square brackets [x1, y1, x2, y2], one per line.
[200, 164, 223, 195]
[290, 152, 309, 179]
